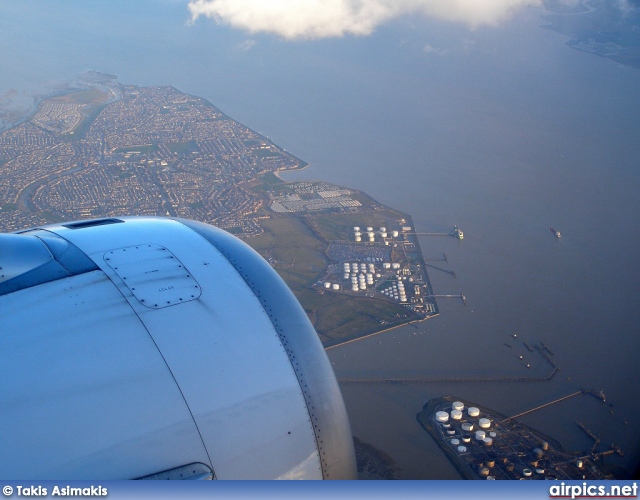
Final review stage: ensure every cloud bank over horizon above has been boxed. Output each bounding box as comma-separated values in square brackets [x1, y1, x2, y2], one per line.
[187, 0, 543, 40]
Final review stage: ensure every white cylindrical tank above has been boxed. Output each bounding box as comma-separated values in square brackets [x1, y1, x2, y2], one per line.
[354, 232, 361, 238]
[451, 410, 462, 420]
[479, 418, 491, 429]
[366, 227, 373, 232]
[343, 273, 350, 280]
[490, 432, 497, 438]
[383, 263, 391, 269]
[352, 285, 359, 291]
[380, 232, 387, 238]
[355, 236, 361, 242]
[461, 423, 474, 432]
[452, 401, 464, 411]
[483, 437, 493, 446]
[450, 439, 459, 446]
[457, 446, 467, 453]
[380, 227, 386, 232]
[435, 411, 449, 423]
[324, 282, 331, 289]
[332, 284, 340, 290]
[467, 407, 480, 417]
[353, 227, 360, 232]
[392, 230, 399, 238]
[475, 430, 486, 440]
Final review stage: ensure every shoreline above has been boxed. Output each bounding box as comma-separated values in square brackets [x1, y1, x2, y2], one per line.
[273, 162, 312, 181]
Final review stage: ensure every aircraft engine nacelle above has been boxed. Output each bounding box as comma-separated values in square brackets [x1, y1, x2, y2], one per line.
[0, 217, 356, 480]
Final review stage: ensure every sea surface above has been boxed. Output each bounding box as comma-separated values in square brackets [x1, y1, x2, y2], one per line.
[1, 1, 639, 478]
[277, 8, 640, 479]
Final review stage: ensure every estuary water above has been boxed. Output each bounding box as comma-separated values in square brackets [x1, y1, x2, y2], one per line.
[1, 1, 638, 479]
[276, 9, 640, 478]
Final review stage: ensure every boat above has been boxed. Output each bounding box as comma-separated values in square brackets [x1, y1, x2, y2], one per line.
[453, 225, 464, 240]
[550, 227, 561, 238]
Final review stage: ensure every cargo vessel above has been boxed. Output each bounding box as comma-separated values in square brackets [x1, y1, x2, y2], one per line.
[550, 227, 561, 238]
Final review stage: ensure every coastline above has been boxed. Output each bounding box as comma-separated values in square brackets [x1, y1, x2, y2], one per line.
[273, 162, 312, 181]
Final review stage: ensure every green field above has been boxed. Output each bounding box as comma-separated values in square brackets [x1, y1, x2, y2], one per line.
[167, 140, 199, 155]
[1, 203, 17, 212]
[309, 208, 407, 242]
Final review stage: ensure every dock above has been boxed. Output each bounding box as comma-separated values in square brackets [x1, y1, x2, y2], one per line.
[577, 421, 601, 455]
[425, 263, 456, 278]
[412, 232, 453, 237]
[428, 294, 467, 305]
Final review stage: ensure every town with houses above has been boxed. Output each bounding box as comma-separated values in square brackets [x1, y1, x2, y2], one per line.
[0, 83, 301, 233]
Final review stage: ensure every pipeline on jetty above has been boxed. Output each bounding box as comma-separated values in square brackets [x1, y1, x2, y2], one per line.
[428, 294, 467, 305]
[502, 391, 583, 422]
[535, 344, 556, 368]
[540, 341, 555, 356]
[425, 263, 456, 278]
[412, 232, 452, 237]
[577, 421, 601, 455]
[424, 253, 448, 263]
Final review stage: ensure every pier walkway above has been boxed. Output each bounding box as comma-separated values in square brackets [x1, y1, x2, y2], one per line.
[502, 391, 583, 422]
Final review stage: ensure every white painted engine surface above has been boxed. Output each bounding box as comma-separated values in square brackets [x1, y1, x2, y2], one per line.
[0, 217, 356, 480]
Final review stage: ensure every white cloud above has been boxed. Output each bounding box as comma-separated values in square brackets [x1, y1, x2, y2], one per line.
[188, 0, 542, 40]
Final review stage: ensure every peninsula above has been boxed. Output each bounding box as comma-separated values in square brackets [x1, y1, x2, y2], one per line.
[0, 76, 455, 345]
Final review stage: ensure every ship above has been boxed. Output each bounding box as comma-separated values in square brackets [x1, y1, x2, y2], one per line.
[453, 225, 464, 240]
[550, 227, 561, 238]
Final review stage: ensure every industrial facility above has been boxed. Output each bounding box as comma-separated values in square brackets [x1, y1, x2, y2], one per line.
[419, 397, 617, 480]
